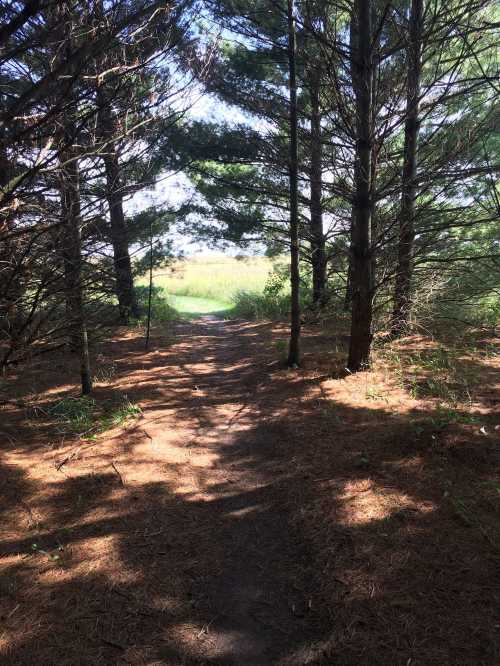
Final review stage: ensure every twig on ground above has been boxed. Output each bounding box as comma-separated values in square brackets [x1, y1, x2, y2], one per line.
[197, 615, 218, 638]
[111, 461, 125, 485]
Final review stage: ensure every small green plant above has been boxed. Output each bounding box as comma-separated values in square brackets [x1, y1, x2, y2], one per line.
[429, 404, 480, 429]
[275, 338, 288, 360]
[47, 395, 141, 438]
[30, 542, 63, 561]
[99, 399, 142, 431]
[264, 269, 287, 297]
[365, 385, 388, 402]
[48, 396, 96, 433]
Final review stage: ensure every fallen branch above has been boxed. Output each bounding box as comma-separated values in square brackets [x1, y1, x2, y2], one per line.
[111, 461, 125, 486]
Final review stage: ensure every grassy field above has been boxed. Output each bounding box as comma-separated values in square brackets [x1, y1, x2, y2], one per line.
[152, 255, 273, 301]
[138, 255, 275, 316]
[168, 294, 234, 316]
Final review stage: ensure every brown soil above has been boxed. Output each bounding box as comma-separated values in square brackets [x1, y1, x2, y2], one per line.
[1, 317, 499, 665]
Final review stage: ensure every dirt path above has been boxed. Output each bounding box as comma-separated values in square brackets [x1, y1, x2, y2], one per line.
[2, 317, 499, 665]
[1, 317, 330, 665]
[131, 315, 328, 664]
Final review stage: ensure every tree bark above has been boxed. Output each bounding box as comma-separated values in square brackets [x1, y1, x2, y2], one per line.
[344, 240, 353, 312]
[287, 0, 300, 367]
[0, 147, 17, 322]
[309, 70, 327, 306]
[59, 145, 92, 395]
[57, 1, 91, 394]
[392, 0, 423, 335]
[0, 145, 24, 366]
[347, 0, 374, 372]
[97, 88, 138, 324]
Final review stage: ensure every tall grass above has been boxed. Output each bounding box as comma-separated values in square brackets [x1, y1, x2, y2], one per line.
[146, 255, 273, 303]
[230, 290, 291, 320]
[134, 255, 296, 320]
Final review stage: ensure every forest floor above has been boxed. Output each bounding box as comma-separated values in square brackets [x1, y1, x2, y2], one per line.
[1, 316, 499, 665]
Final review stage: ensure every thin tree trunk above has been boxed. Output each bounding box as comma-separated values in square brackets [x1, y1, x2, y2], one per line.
[145, 218, 153, 350]
[57, 1, 91, 394]
[309, 70, 327, 306]
[347, 0, 374, 372]
[0, 147, 18, 323]
[287, 0, 300, 367]
[369, 1, 379, 286]
[344, 240, 353, 312]
[0, 146, 23, 367]
[59, 146, 92, 395]
[392, 0, 423, 335]
[97, 87, 138, 324]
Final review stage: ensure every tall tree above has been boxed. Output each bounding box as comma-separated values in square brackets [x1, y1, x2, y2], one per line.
[304, 6, 327, 306]
[287, 0, 301, 367]
[56, 1, 92, 393]
[391, 0, 424, 335]
[347, 0, 374, 372]
[96, 81, 139, 324]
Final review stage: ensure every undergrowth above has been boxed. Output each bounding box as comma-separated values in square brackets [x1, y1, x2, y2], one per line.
[133, 285, 178, 325]
[370, 335, 498, 433]
[377, 343, 486, 405]
[231, 290, 291, 320]
[46, 394, 142, 439]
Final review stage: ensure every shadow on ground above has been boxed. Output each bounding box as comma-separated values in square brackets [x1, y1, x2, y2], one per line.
[0, 317, 499, 665]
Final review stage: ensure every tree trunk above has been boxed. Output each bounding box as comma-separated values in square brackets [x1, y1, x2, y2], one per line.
[59, 145, 92, 395]
[0, 146, 23, 367]
[97, 87, 138, 324]
[344, 241, 353, 312]
[347, 0, 374, 372]
[287, 0, 300, 367]
[57, 1, 91, 394]
[0, 147, 18, 323]
[392, 0, 423, 335]
[103, 144, 138, 324]
[145, 218, 154, 350]
[309, 70, 327, 306]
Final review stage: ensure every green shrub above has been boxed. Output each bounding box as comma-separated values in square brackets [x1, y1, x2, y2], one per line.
[133, 285, 178, 324]
[274, 338, 288, 360]
[230, 290, 291, 320]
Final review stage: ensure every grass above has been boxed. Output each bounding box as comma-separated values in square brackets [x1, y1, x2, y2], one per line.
[231, 290, 291, 320]
[371, 337, 496, 436]
[168, 294, 233, 316]
[146, 255, 273, 303]
[136, 255, 291, 319]
[46, 394, 142, 439]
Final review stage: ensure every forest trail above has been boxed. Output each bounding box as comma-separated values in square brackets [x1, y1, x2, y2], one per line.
[1, 317, 331, 665]
[2, 316, 499, 665]
[121, 315, 330, 664]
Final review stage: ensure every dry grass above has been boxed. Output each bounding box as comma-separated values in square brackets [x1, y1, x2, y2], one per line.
[141, 254, 274, 303]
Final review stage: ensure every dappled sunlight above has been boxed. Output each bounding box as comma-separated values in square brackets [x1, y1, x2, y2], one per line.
[337, 478, 436, 527]
[226, 503, 269, 519]
[1, 316, 498, 664]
